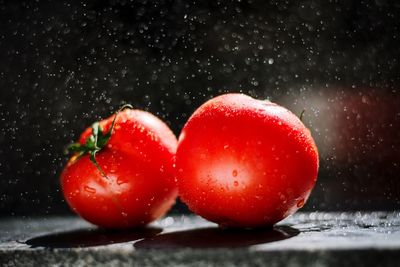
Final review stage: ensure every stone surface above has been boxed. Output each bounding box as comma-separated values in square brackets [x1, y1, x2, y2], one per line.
[1, 212, 400, 266]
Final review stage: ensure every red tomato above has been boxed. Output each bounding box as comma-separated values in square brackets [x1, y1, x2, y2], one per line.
[176, 93, 319, 228]
[61, 108, 178, 228]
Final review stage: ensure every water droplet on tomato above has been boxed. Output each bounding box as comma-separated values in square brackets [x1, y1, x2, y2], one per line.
[233, 181, 239, 187]
[232, 169, 238, 177]
[297, 198, 305, 208]
[117, 178, 125, 185]
[84, 185, 96, 194]
[121, 212, 128, 217]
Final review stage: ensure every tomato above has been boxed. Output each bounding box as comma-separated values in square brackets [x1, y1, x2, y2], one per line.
[61, 107, 178, 228]
[176, 94, 319, 228]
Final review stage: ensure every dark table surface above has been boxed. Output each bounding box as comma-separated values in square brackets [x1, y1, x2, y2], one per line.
[1, 212, 399, 266]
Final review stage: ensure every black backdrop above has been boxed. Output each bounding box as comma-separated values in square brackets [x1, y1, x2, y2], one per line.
[0, 0, 399, 216]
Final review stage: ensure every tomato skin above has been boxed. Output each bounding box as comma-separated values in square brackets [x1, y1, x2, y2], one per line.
[61, 109, 178, 228]
[176, 93, 319, 228]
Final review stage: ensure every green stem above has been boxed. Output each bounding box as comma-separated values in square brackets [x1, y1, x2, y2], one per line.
[299, 109, 305, 122]
[65, 104, 133, 179]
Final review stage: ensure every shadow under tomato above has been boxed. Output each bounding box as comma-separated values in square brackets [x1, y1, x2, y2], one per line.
[26, 226, 162, 248]
[134, 225, 299, 249]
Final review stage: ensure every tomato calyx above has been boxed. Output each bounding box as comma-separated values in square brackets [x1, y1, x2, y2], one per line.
[66, 104, 133, 178]
[299, 109, 305, 122]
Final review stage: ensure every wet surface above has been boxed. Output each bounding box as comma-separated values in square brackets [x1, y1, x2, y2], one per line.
[1, 212, 400, 266]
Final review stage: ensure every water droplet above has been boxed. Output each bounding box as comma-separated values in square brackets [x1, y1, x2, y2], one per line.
[162, 216, 175, 226]
[233, 181, 239, 187]
[121, 212, 128, 217]
[361, 95, 368, 104]
[84, 185, 96, 194]
[232, 169, 238, 177]
[117, 178, 125, 185]
[297, 199, 305, 208]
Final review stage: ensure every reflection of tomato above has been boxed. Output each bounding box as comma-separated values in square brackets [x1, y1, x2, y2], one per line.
[61, 108, 178, 228]
[176, 93, 319, 228]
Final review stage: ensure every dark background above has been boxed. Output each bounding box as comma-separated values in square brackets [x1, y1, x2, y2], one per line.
[0, 0, 399, 216]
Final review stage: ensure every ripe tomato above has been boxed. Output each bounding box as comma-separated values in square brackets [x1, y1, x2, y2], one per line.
[61, 107, 178, 228]
[176, 94, 319, 228]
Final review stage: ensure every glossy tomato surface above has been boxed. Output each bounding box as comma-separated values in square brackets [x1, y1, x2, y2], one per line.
[176, 93, 319, 228]
[61, 109, 178, 228]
